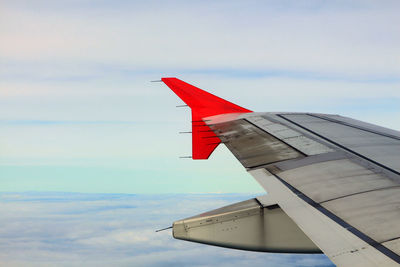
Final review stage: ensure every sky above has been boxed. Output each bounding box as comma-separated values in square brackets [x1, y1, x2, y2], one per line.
[1, 0, 400, 193]
[0, 192, 334, 267]
[1, 0, 399, 194]
[1, 1, 399, 266]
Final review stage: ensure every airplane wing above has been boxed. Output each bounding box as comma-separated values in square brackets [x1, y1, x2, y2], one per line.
[161, 78, 400, 267]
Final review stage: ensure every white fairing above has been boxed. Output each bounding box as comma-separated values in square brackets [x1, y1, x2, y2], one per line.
[173, 195, 320, 253]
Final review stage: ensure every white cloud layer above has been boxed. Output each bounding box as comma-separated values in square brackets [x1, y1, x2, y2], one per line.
[0, 192, 334, 267]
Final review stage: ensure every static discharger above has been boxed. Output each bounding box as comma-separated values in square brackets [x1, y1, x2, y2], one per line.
[161, 77, 252, 159]
[155, 226, 173, 233]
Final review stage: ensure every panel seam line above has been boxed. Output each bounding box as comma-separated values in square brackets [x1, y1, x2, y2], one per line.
[272, 172, 400, 264]
[307, 113, 400, 141]
[243, 118, 307, 157]
[277, 114, 400, 177]
[319, 185, 400, 204]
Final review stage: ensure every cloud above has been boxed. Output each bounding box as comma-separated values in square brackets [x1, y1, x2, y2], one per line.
[0, 192, 334, 267]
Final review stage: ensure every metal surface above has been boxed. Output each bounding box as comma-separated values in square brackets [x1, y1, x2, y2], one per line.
[322, 187, 400, 243]
[313, 114, 400, 140]
[205, 112, 400, 266]
[275, 158, 399, 203]
[164, 79, 400, 265]
[282, 114, 400, 174]
[209, 119, 304, 168]
[250, 168, 398, 267]
[246, 116, 333, 156]
[173, 197, 320, 253]
[383, 238, 400, 256]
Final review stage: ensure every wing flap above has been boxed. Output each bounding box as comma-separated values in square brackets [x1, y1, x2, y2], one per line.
[250, 168, 399, 267]
[276, 158, 398, 203]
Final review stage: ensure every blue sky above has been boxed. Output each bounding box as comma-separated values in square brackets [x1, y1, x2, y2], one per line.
[1, 0, 399, 194]
[0, 192, 334, 267]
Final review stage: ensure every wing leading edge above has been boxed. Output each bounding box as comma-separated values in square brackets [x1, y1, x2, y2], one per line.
[161, 78, 400, 266]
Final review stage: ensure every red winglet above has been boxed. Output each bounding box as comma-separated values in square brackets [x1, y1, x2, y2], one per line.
[162, 77, 252, 159]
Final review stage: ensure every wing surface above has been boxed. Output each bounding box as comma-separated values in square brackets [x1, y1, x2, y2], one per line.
[206, 113, 400, 266]
[162, 78, 400, 266]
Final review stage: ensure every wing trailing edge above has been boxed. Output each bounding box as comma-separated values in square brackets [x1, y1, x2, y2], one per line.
[162, 77, 252, 159]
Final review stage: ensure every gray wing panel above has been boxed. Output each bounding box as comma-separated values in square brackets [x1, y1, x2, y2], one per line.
[322, 187, 400, 243]
[275, 158, 398, 203]
[213, 119, 304, 168]
[205, 112, 400, 266]
[315, 114, 400, 139]
[270, 157, 400, 251]
[281, 114, 400, 174]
